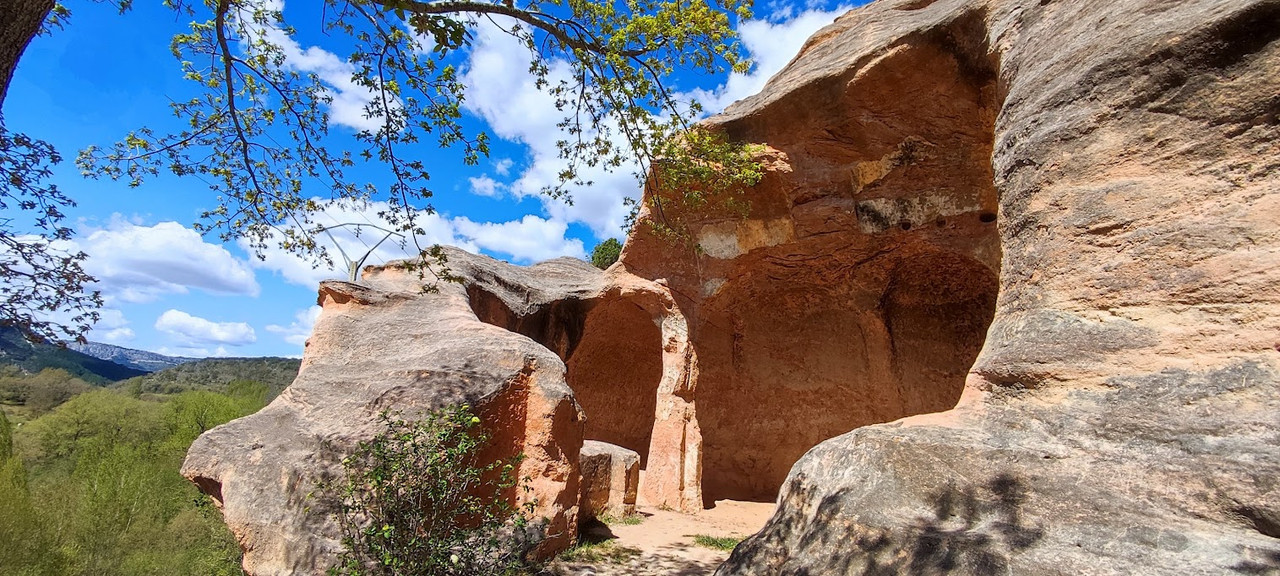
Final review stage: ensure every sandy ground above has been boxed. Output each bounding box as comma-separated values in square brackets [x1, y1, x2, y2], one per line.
[549, 500, 775, 576]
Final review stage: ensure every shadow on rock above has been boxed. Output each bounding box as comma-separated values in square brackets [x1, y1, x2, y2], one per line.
[722, 473, 1045, 576]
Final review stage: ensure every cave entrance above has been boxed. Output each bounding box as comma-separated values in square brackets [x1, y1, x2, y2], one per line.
[565, 299, 663, 467]
[466, 285, 664, 469]
[692, 14, 1004, 505]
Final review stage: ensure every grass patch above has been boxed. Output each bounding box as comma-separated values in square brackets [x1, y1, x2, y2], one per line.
[558, 539, 642, 564]
[692, 534, 742, 551]
[597, 512, 645, 526]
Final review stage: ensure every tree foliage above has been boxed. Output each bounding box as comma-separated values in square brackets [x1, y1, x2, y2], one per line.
[0, 121, 100, 343]
[2, 0, 762, 341]
[326, 405, 533, 576]
[74, 0, 757, 280]
[590, 238, 621, 269]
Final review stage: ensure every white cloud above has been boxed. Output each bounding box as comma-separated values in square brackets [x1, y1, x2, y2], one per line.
[242, 199, 479, 288]
[468, 176, 506, 198]
[453, 215, 586, 263]
[155, 345, 232, 358]
[266, 305, 322, 347]
[492, 158, 515, 176]
[90, 308, 135, 344]
[243, 199, 590, 286]
[688, 7, 851, 113]
[239, 0, 390, 132]
[155, 309, 257, 347]
[70, 217, 259, 304]
[460, 22, 640, 237]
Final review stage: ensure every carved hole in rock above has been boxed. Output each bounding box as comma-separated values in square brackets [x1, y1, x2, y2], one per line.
[565, 300, 663, 466]
[466, 286, 663, 467]
[695, 11, 1003, 505]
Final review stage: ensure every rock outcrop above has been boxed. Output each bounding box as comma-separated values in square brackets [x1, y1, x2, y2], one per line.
[631, 0, 1278, 574]
[181, 253, 596, 574]
[578, 440, 641, 520]
[188, 0, 1280, 573]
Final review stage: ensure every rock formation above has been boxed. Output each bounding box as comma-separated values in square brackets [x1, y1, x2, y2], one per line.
[187, 0, 1280, 573]
[657, 0, 1277, 574]
[578, 440, 641, 520]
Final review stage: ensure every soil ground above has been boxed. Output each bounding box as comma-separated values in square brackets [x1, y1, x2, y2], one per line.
[548, 500, 775, 576]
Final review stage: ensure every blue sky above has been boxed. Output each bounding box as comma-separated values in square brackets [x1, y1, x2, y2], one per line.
[5, 0, 861, 358]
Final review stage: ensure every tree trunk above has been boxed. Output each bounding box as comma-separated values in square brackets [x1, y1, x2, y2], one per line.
[0, 0, 53, 111]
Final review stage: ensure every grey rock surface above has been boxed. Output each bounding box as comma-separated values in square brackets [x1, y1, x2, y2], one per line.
[698, 0, 1280, 574]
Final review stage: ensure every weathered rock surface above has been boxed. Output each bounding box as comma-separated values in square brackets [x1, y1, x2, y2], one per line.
[182, 251, 595, 575]
[189, 0, 1280, 573]
[578, 440, 641, 520]
[612, 0, 1280, 574]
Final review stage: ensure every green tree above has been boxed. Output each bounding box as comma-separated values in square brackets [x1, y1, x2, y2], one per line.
[327, 405, 530, 576]
[8, 387, 261, 575]
[590, 238, 622, 269]
[1, 0, 760, 341]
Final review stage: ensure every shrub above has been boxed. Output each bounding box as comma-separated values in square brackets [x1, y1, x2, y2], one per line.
[327, 406, 537, 576]
[590, 239, 623, 270]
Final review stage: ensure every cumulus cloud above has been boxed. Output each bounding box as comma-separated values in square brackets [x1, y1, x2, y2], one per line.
[155, 309, 257, 347]
[91, 308, 135, 344]
[453, 216, 586, 263]
[245, 199, 585, 288]
[266, 305, 322, 347]
[69, 216, 259, 304]
[240, 0, 389, 132]
[460, 22, 640, 237]
[468, 176, 506, 198]
[689, 6, 852, 113]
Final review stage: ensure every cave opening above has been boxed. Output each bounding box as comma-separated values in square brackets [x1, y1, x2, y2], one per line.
[692, 13, 1005, 506]
[466, 286, 664, 468]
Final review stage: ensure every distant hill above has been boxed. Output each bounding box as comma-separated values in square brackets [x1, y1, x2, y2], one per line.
[0, 327, 147, 385]
[66, 341, 197, 372]
[117, 357, 301, 397]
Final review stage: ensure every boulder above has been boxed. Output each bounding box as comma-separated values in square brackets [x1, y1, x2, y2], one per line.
[181, 250, 592, 575]
[578, 440, 641, 520]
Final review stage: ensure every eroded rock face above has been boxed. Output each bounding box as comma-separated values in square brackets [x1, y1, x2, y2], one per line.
[623, 0, 1003, 505]
[648, 0, 1280, 574]
[182, 251, 593, 575]
[578, 440, 641, 520]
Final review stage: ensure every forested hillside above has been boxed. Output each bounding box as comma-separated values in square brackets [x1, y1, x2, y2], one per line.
[0, 328, 147, 384]
[0, 339, 296, 575]
[117, 357, 300, 397]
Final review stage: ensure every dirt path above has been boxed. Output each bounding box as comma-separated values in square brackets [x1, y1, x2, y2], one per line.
[549, 501, 774, 576]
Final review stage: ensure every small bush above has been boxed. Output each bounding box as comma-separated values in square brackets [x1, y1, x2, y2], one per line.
[692, 534, 741, 551]
[590, 239, 622, 269]
[327, 406, 537, 576]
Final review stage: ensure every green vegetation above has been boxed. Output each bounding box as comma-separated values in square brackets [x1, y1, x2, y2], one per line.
[597, 511, 645, 526]
[326, 406, 535, 576]
[0, 327, 147, 384]
[116, 357, 300, 398]
[0, 349, 283, 575]
[692, 534, 742, 551]
[0, 385, 267, 575]
[0, 367, 94, 420]
[590, 239, 623, 270]
[557, 539, 643, 564]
